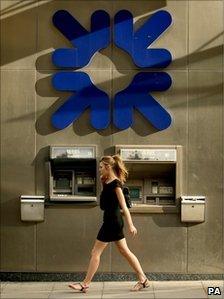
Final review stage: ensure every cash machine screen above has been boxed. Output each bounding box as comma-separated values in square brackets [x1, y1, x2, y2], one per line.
[53, 170, 72, 194]
[129, 188, 140, 198]
[56, 178, 70, 189]
[129, 187, 142, 201]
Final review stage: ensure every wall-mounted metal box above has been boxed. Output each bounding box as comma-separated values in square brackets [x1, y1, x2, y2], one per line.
[181, 196, 205, 222]
[20, 195, 45, 221]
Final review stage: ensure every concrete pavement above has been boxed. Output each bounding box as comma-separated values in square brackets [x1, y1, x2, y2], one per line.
[1, 280, 223, 298]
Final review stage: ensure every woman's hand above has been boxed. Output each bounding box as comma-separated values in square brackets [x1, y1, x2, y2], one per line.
[114, 188, 137, 237]
[128, 224, 137, 237]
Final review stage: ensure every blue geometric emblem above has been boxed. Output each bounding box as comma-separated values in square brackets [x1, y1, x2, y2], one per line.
[52, 10, 110, 68]
[114, 72, 172, 130]
[51, 9, 173, 131]
[52, 72, 110, 130]
[114, 10, 172, 68]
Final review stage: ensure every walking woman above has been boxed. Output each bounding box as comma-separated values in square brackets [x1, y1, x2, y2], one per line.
[68, 155, 150, 293]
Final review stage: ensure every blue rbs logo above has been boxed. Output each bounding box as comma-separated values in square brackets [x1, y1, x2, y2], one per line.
[51, 10, 173, 131]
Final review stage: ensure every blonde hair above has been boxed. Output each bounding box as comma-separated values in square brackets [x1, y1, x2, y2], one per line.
[100, 154, 128, 183]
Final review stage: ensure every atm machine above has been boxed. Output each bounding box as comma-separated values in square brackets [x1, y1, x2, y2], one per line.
[115, 145, 182, 211]
[48, 146, 97, 202]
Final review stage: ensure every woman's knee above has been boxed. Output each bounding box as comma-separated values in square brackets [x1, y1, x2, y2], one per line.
[117, 246, 131, 256]
[90, 240, 108, 260]
[91, 248, 102, 259]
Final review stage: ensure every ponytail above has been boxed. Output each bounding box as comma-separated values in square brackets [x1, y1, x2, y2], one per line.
[112, 154, 128, 183]
[100, 154, 128, 184]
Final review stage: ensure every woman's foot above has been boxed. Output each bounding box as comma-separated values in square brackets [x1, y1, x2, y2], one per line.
[68, 282, 89, 293]
[130, 278, 150, 291]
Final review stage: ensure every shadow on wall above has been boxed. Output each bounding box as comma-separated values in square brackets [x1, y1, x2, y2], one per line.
[0, 0, 167, 66]
[1, 0, 223, 137]
[1, 192, 30, 227]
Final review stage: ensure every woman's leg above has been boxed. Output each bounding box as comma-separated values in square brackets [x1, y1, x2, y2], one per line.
[114, 238, 147, 283]
[69, 239, 108, 291]
[82, 239, 108, 285]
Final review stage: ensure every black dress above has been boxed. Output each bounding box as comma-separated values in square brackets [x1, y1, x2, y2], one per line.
[97, 179, 124, 242]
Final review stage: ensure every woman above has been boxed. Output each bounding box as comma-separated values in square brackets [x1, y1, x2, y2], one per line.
[68, 155, 150, 293]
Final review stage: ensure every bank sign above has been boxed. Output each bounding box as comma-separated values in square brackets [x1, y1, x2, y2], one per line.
[51, 10, 172, 131]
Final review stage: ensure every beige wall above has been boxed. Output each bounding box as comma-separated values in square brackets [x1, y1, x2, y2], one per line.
[1, 0, 223, 274]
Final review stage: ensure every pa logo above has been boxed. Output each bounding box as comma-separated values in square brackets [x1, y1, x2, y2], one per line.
[51, 10, 173, 131]
[207, 287, 222, 296]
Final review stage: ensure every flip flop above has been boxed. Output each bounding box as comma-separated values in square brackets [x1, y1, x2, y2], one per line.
[68, 282, 89, 293]
[130, 278, 150, 291]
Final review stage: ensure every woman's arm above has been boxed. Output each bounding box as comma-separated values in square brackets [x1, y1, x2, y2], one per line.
[115, 187, 137, 236]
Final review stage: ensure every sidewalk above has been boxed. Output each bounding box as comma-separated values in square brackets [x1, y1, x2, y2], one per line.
[1, 280, 223, 298]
